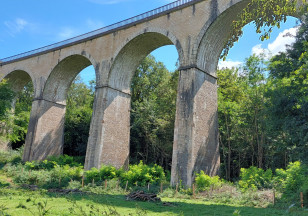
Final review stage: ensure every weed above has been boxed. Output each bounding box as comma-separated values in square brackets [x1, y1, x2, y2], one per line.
[67, 197, 121, 216]
[133, 204, 148, 216]
[16, 202, 26, 209]
[232, 209, 241, 216]
[0, 205, 11, 216]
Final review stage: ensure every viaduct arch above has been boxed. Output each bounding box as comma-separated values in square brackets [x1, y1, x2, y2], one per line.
[0, 0, 300, 186]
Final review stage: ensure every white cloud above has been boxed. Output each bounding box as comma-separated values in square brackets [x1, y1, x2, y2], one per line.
[251, 27, 298, 58]
[4, 18, 29, 36]
[86, 19, 104, 30]
[88, 0, 132, 5]
[251, 44, 271, 57]
[58, 27, 79, 40]
[268, 27, 298, 55]
[218, 59, 242, 70]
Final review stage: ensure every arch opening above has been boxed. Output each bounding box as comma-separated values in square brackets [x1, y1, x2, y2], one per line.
[63, 65, 96, 159]
[129, 45, 179, 172]
[195, 0, 304, 181]
[0, 70, 33, 151]
[43, 55, 93, 105]
[28, 54, 96, 162]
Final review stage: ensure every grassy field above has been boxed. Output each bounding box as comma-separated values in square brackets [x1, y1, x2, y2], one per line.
[1, 187, 307, 216]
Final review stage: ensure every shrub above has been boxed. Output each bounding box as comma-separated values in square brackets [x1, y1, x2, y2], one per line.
[195, 171, 222, 191]
[99, 165, 122, 180]
[282, 162, 307, 193]
[10, 164, 83, 189]
[0, 148, 23, 166]
[275, 161, 308, 206]
[24, 160, 57, 171]
[66, 180, 82, 189]
[22, 155, 84, 171]
[47, 154, 83, 167]
[0, 180, 10, 188]
[84, 165, 123, 185]
[159, 187, 175, 198]
[121, 161, 165, 187]
[84, 167, 101, 184]
[238, 167, 273, 191]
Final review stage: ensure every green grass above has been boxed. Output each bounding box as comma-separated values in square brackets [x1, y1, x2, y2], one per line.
[0, 151, 307, 216]
[0, 188, 307, 216]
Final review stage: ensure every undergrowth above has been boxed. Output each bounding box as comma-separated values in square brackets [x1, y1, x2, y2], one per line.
[0, 149, 307, 214]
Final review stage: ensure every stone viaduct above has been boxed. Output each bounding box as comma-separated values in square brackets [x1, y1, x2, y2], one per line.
[0, 0, 250, 186]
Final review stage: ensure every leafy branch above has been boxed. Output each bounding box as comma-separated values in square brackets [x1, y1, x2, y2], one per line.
[221, 0, 308, 60]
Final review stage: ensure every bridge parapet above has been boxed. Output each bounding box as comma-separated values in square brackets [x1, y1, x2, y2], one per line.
[0, 0, 203, 65]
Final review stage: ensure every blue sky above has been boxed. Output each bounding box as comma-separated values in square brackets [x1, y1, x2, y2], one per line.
[0, 0, 299, 84]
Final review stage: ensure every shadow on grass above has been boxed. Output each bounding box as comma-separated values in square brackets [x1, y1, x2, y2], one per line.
[46, 192, 306, 216]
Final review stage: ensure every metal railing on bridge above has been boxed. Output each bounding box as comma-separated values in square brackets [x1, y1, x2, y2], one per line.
[0, 0, 197, 64]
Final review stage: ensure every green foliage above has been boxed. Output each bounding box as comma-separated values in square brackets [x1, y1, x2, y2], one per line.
[84, 165, 123, 184]
[24, 160, 57, 171]
[0, 148, 23, 166]
[130, 55, 178, 170]
[232, 209, 241, 216]
[274, 161, 308, 205]
[221, 0, 307, 59]
[8, 164, 83, 189]
[8, 82, 33, 148]
[238, 162, 308, 206]
[0, 81, 33, 148]
[265, 16, 308, 165]
[0, 180, 10, 188]
[218, 54, 268, 180]
[218, 16, 308, 179]
[47, 154, 84, 167]
[64, 75, 94, 156]
[195, 171, 222, 191]
[239, 167, 273, 191]
[23, 155, 83, 171]
[0, 80, 15, 121]
[121, 161, 165, 187]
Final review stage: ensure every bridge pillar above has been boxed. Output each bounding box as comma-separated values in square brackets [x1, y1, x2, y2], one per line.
[171, 67, 220, 187]
[23, 99, 65, 161]
[84, 86, 130, 170]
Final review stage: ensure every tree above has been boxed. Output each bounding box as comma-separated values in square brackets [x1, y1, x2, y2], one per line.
[0, 80, 15, 122]
[8, 82, 33, 149]
[63, 75, 95, 156]
[218, 54, 268, 180]
[130, 55, 178, 170]
[266, 16, 308, 165]
[0, 81, 33, 149]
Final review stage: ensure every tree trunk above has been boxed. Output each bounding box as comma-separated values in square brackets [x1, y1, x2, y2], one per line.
[224, 110, 231, 181]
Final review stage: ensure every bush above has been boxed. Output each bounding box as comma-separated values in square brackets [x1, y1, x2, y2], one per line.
[23, 155, 83, 171]
[84, 165, 123, 185]
[238, 167, 273, 191]
[121, 161, 165, 187]
[195, 171, 222, 191]
[47, 154, 83, 167]
[24, 160, 57, 171]
[10, 164, 83, 189]
[0, 148, 23, 166]
[3, 156, 167, 191]
[280, 162, 307, 193]
[275, 161, 308, 206]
